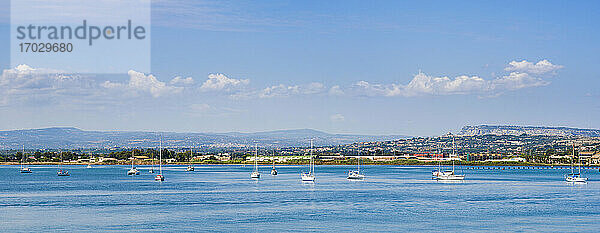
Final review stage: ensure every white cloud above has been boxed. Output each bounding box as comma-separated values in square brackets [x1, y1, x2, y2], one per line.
[259, 84, 300, 98]
[329, 85, 344, 96]
[200, 73, 249, 91]
[491, 72, 549, 90]
[170, 76, 195, 86]
[353, 59, 560, 97]
[0, 64, 94, 106]
[258, 82, 326, 98]
[504, 59, 563, 75]
[102, 70, 182, 98]
[330, 113, 345, 122]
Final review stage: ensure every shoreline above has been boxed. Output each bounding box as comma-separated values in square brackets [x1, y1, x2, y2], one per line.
[2, 161, 599, 167]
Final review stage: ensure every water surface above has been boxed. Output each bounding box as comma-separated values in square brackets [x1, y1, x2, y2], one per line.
[1, 165, 599, 232]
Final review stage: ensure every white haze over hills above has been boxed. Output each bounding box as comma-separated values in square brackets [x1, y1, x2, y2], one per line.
[0, 127, 409, 149]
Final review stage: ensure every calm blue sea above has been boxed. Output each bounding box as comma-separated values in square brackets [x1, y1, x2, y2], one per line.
[1, 165, 599, 232]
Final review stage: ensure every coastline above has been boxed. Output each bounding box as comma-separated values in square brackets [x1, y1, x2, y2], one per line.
[2, 161, 598, 167]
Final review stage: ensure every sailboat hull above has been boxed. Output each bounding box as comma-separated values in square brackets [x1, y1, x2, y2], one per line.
[20, 168, 32, 173]
[301, 173, 315, 182]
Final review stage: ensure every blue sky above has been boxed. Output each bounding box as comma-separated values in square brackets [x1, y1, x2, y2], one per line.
[0, 0, 599, 136]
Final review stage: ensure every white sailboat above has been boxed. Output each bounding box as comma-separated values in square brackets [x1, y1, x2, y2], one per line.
[86, 151, 92, 168]
[347, 149, 364, 180]
[57, 151, 70, 176]
[127, 150, 140, 175]
[565, 144, 587, 182]
[186, 148, 195, 171]
[301, 139, 316, 182]
[19, 145, 32, 173]
[155, 137, 165, 181]
[251, 144, 260, 179]
[433, 135, 464, 180]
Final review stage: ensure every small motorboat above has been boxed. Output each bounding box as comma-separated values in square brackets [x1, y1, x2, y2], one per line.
[186, 165, 195, 171]
[154, 174, 165, 181]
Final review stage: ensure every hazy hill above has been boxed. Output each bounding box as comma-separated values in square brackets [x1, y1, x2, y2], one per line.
[0, 127, 408, 149]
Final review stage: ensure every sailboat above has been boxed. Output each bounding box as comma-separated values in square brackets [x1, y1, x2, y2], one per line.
[19, 145, 32, 173]
[301, 139, 316, 182]
[565, 144, 587, 182]
[433, 135, 464, 180]
[86, 151, 92, 168]
[127, 150, 140, 175]
[57, 151, 70, 176]
[186, 148, 195, 171]
[155, 137, 165, 181]
[270, 149, 278, 175]
[347, 149, 364, 179]
[251, 144, 260, 179]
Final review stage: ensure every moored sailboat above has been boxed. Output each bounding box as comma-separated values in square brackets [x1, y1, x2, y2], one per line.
[57, 151, 70, 176]
[271, 149, 277, 175]
[433, 135, 464, 181]
[127, 150, 140, 175]
[347, 149, 364, 180]
[19, 145, 32, 173]
[251, 144, 260, 179]
[301, 139, 316, 182]
[565, 144, 587, 182]
[186, 148, 195, 171]
[155, 137, 165, 181]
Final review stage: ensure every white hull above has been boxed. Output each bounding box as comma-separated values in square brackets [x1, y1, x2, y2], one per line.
[155, 174, 164, 181]
[186, 166, 195, 171]
[301, 173, 315, 182]
[20, 168, 32, 173]
[434, 174, 465, 180]
[127, 169, 140, 175]
[565, 174, 587, 182]
[251, 171, 261, 179]
[347, 171, 364, 179]
[271, 169, 278, 175]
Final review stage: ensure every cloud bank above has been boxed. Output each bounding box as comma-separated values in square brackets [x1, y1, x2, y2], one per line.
[353, 59, 562, 97]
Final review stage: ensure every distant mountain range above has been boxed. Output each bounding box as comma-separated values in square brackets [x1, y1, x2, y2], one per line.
[0, 127, 409, 149]
[459, 125, 600, 137]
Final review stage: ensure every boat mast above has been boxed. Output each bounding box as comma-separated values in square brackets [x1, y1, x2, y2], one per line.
[452, 135, 456, 173]
[358, 148, 361, 173]
[310, 139, 314, 175]
[131, 150, 134, 169]
[159, 137, 163, 175]
[571, 143, 575, 174]
[254, 143, 258, 172]
[21, 145, 24, 169]
[577, 146, 582, 174]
